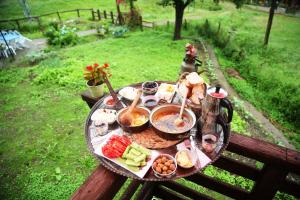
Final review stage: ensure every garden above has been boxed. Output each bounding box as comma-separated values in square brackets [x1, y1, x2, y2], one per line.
[0, 0, 300, 199]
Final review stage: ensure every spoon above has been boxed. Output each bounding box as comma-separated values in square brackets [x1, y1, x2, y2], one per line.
[174, 92, 187, 127]
[119, 89, 142, 126]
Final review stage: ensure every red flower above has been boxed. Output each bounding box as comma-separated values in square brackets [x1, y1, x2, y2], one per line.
[86, 65, 93, 71]
[103, 63, 109, 68]
[94, 63, 99, 67]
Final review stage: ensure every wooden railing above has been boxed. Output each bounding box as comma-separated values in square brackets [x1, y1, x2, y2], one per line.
[75, 92, 300, 200]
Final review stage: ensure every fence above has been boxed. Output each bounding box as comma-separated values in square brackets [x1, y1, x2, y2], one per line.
[0, 8, 122, 33]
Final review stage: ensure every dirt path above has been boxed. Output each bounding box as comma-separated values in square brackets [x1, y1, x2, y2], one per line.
[205, 43, 295, 149]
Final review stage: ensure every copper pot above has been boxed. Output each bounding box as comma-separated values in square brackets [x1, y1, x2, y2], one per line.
[150, 104, 196, 140]
[117, 106, 150, 133]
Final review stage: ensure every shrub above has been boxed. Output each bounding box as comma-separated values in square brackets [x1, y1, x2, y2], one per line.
[123, 8, 142, 29]
[25, 51, 50, 65]
[111, 26, 128, 38]
[45, 25, 78, 47]
[208, 4, 222, 11]
[20, 20, 43, 33]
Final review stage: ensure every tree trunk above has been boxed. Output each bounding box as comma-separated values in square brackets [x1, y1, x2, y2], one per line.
[173, 3, 185, 40]
[129, 0, 134, 11]
[264, 0, 276, 46]
[116, 0, 124, 25]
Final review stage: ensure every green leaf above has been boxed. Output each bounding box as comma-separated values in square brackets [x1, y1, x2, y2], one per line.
[55, 174, 62, 181]
[55, 167, 61, 174]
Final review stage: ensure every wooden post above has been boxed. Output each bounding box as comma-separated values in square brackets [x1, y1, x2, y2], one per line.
[249, 164, 288, 199]
[110, 11, 114, 24]
[264, 0, 276, 46]
[15, 20, 21, 30]
[97, 9, 101, 20]
[77, 9, 80, 18]
[139, 16, 143, 31]
[116, 1, 124, 25]
[104, 10, 107, 19]
[56, 11, 62, 24]
[91, 9, 95, 21]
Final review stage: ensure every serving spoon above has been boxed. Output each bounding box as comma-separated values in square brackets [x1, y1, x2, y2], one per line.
[119, 89, 142, 126]
[174, 91, 187, 127]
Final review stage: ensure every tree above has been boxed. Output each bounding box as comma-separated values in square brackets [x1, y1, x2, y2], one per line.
[159, 0, 194, 40]
[233, 0, 245, 9]
[116, 0, 125, 25]
[264, 0, 279, 46]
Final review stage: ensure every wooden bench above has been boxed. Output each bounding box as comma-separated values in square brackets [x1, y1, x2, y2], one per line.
[75, 91, 300, 200]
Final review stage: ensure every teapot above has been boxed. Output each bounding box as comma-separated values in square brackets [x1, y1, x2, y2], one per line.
[199, 85, 233, 153]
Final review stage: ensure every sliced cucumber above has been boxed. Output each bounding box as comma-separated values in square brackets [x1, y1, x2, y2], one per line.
[130, 148, 141, 156]
[134, 153, 146, 163]
[127, 165, 139, 172]
[125, 159, 140, 167]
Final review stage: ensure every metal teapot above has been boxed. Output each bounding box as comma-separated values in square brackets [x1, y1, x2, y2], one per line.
[199, 85, 233, 153]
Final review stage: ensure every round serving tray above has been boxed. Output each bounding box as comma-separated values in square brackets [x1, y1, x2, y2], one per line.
[85, 81, 231, 181]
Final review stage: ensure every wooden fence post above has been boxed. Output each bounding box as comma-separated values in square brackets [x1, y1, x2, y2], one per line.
[91, 9, 95, 21]
[139, 16, 143, 31]
[103, 10, 107, 19]
[15, 20, 21, 30]
[56, 11, 62, 23]
[97, 9, 101, 20]
[110, 11, 114, 24]
[249, 164, 288, 199]
[77, 9, 80, 18]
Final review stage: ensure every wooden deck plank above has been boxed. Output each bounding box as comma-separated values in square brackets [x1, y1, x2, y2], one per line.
[70, 165, 126, 200]
[212, 155, 261, 181]
[186, 172, 249, 200]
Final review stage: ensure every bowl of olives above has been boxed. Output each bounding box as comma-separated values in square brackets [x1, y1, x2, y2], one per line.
[152, 154, 177, 178]
[142, 81, 158, 95]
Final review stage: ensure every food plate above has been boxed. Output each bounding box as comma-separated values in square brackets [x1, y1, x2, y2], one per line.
[91, 108, 117, 124]
[155, 83, 176, 103]
[94, 134, 159, 178]
[119, 87, 138, 101]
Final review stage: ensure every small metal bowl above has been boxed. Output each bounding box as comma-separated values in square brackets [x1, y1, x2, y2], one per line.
[116, 106, 150, 133]
[142, 81, 158, 95]
[142, 95, 158, 110]
[103, 96, 116, 109]
[175, 149, 196, 169]
[152, 154, 177, 178]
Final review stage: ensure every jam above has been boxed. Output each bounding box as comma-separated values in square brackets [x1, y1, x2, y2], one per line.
[210, 92, 225, 98]
[106, 98, 115, 106]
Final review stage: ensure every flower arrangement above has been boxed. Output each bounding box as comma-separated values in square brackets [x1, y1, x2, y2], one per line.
[84, 63, 111, 86]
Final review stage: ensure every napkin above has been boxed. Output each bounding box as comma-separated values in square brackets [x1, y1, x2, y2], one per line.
[176, 139, 211, 168]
